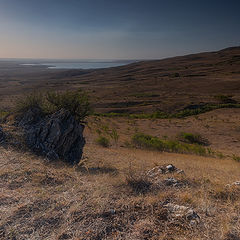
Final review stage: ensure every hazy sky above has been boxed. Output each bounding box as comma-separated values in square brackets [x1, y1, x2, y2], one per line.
[0, 0, 239, 59]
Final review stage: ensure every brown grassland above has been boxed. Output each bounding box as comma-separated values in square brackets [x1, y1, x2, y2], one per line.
[0, 47, 240, 239]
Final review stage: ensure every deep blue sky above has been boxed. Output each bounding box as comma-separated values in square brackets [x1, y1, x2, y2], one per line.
[0, 0, 239, 59]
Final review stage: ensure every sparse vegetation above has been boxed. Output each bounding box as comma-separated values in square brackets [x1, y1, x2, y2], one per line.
[109, 128, 119, 146]
[132, 133, 210, 156]
[96, 136, 110, 147]
[0, 110, 9, 122]
[131, 93, 160, 98]
[232, 154, 240, 162]
[125, 168, 152, 194]
[15, 89, 91, 122]
[95, 123, 119, 146]
[46, 90, 91, 121]
[173, 72, 180, 77]
[214, 94, 237, 104]
[16, 92, 44, 113]
[177, 132, 209, 146]
[95, 102, 240, 119]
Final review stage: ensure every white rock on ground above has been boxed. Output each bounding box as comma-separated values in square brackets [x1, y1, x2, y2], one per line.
[226, 181, 240, 187]
[164, 203, 200, 225]
[147, 164, 184, 179]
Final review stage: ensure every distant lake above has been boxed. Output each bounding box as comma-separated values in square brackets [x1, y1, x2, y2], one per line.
[21, 60, 136, 69]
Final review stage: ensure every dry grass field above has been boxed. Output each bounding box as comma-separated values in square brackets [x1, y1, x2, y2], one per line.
[0, 108, 240, 240]
[0, 47, 240, 239]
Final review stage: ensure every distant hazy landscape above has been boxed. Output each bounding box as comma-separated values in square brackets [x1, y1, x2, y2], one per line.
[19, 59, 137, 69]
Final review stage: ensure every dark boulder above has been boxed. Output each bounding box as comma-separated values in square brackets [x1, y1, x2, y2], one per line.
[0, 126, 5, 143]
[20, 109, 85, 164]
[18, 107, 43, 129]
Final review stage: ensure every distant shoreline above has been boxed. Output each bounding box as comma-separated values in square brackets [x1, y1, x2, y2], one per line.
[19, 60, 137, 70]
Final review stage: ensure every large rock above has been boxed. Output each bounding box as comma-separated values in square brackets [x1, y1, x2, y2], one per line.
[0, 126, 5, 143]
[20, 109, 85, 164]
[18, 107, 43, 128]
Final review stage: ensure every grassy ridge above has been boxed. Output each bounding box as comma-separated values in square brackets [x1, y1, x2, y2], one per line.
[132, 133, 213, 156]
[95, 103, 240, 119]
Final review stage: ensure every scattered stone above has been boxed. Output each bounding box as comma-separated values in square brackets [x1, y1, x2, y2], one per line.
[164, 203, 200, 225]
[163, 177, 182, 187]
[147, 164, 184, 178]
[226, 181, 240, 187]
[19, 108, 85, 164]
[146, 164, 185, 189]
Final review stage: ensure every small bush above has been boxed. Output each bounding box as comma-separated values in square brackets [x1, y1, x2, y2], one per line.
[132, 133, 210, 156]
[109, 129, 119, 146]
[232, 155, 240, 162]
[46, 90, 91, 121]
[210, 186, 239, 202]
[0, 110, 9, 122]
[177, 132, 209, 146]
[15, 89, 91, 122]
[16, 93, 44, 113]
[126, 170, 152, 194]
[214, 94, 237, 104]
[96, 136, 110, 147]
[174, 72, 180, 77]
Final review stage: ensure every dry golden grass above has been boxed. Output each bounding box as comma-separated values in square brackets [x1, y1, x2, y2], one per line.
[0, 108, 240, 239]
[0, 131, 239, 239]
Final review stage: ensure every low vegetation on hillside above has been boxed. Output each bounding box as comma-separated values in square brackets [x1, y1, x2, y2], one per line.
[16, 89, 91, 122]
[132, 132, 211, 156]
[95, 101, 240, 119]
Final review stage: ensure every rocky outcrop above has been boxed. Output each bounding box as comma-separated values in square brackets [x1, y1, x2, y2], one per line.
[18, 107, 43, 128]
[163, 177, 182, 187]
[0, 126, 5, 143]
[19, 108, 85, 164]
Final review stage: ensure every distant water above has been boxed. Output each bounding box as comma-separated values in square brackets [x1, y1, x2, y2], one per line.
[21, 60, 136, 69]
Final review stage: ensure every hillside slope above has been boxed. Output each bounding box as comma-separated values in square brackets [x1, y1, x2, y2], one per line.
[0, 46, 240, 114]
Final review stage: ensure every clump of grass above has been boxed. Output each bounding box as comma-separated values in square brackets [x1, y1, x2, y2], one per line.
[214, 94, 237, 104]
[232, 154, 240, 162]
[96, 136, 110, 147]
[177, 132, 209, 146]
[0, 110, 10, 122]
[16, 92, 44, 113]
[46, 90, 91, 121]
[210, 185, 240, 202]
[125, 169, 152, 194]
[173, 72, 180, 77]
[95, 123, 119, 147]
[15, 89, 91, 122]
[109, 129, 119, 146]
[132, 133, 210, 156]
[215, 152, 225, 159]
